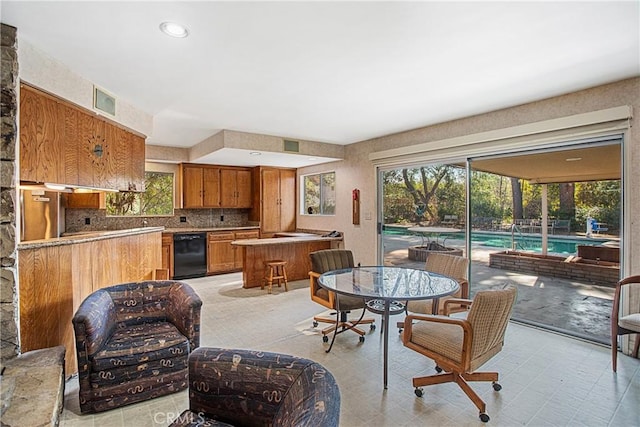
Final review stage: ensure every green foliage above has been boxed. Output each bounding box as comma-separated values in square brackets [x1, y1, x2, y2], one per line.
[106, 172, 174, 216]
[304, 172, 335, 215]
[575, 181, 620, 231]
[470, 171, 512, 219]
[384, 164, 620, 234]
[383, 165, 465, 225]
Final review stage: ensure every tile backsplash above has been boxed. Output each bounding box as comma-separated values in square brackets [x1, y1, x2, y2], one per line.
[65, 208, 251, 232]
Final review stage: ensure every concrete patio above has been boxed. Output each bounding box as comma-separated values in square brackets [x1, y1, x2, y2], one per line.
[383, 232, 614, 344]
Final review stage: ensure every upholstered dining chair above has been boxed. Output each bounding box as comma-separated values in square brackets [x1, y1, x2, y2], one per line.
[611, 275, 640, 372]
[403, 286, 517, 423]
[397, 252, 470, 332]
[309, 249, 375, 352]
[72, 280, 202, 413]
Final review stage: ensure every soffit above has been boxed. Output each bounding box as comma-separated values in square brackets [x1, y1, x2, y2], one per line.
[471, 145, 621, 183]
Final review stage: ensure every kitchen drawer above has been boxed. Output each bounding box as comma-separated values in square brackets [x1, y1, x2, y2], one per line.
[235, 231, 259, 240]
[208, 232, 235, 241]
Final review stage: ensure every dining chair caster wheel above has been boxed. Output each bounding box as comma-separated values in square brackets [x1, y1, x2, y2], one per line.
[435, 365, 443, 373]
[398, 327, 403, 333]
[479, 412, 490, 423]
[414, 388, 423, 397]
[370, 324, 376, 331]
[322, 335, 329, 343]
[359, 336, 365, 343]
[492, 382, 502, 391]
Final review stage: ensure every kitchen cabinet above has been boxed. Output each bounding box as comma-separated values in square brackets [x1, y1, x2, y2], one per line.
[207, 229, 260, 273]
[77, 114, 117, 189]
[111, 124, 146, 192]
[19, 85, 65, 184]
[19, 83, 145, 191]
[220, 168, 252, 208]
[182, 164, 252, 209]
[207, 232, 235, 273]
[182, 165, 221, 208]
[250, 167, 296, 237]
[64, 192, 106, 209]
[161, 233, 174, 278]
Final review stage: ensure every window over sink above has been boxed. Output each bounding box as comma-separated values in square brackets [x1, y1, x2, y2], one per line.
[106, 171, 174, 216]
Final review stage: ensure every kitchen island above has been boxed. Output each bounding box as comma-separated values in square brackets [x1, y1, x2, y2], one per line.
[232, 234, 343, 288]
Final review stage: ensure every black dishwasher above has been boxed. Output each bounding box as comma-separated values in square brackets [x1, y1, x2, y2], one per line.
[173, 233, 207, 279]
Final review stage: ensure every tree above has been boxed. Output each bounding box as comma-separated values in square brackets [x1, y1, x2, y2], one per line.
[401, 166, 450, 224]
[511, 178, 523, 220]
[558, 183, 575, 221]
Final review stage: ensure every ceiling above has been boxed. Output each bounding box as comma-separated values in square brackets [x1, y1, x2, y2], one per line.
[471, 143, 621, 184]
[2, 1, 639, 167]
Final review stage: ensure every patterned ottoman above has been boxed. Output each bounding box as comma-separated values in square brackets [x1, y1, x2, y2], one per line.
[170, 347, 341, 426]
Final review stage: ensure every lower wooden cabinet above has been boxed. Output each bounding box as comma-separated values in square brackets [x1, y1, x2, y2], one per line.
[207, 230, 259, 274]
[161, 233, 174, 278]
[207, 232, 236, 273]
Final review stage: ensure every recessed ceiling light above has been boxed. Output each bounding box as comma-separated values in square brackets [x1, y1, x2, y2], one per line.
[159, 22, 189, 38]
[565, 157, 582, 162]
[307, 157, 317, 161]
[249, 152, 261, 156]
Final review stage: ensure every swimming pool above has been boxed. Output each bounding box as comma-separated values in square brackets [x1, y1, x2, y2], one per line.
[468, 233, 608, 255]
[384, 227, 611, 255]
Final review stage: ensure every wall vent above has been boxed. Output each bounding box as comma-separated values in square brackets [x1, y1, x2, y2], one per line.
[93, 86, 116, 116]
[283, 139, 299, 153]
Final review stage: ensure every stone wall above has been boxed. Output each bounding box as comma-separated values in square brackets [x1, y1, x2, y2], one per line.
[0, 23, 19, 366]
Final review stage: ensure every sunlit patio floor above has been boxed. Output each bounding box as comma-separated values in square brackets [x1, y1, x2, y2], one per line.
[383, 232, 614, 344]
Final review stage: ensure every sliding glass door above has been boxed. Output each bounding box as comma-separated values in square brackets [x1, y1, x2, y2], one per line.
[378, 136, 622, 343]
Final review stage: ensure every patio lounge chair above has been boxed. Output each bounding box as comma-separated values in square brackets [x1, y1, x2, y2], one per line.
[552, 219, 571, 234]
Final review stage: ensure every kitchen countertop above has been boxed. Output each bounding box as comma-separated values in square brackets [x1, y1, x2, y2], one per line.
[232, 235, 342, 246]
[18, 227, 165, 250]
[163, 226, 260, 234]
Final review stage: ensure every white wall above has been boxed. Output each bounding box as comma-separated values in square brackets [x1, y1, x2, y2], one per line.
[297, 77, 640, 277]
[17, 39, 153, 137]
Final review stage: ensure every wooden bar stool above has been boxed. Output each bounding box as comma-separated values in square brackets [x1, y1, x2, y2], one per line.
[263, 260, 288, 294]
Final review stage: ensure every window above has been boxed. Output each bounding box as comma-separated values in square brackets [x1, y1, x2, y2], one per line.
[106, 171, 174, 216]
[303, 171, 335, 215]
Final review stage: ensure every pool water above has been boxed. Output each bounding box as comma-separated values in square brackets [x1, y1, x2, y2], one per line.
[472, 233, 591, 255]
[384, 228, 610, 255]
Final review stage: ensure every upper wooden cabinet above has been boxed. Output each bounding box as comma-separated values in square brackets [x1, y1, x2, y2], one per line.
[20, 85, 65, 184]
[181, 164, 252, 209]
[250, 167, 296, 237]
[19, 84, 145, 191]
[64, 192, 106, 209]
[182, 165, 221, 208]
[220, 168, 252, 208]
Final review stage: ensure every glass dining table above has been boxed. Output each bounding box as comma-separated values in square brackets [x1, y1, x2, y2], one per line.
[318, 266, 459, 389]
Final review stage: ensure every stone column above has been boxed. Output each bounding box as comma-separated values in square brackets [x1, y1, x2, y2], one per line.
[1, 23, 19, 367]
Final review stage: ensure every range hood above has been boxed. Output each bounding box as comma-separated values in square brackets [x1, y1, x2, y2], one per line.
[19, 182, 120, 193]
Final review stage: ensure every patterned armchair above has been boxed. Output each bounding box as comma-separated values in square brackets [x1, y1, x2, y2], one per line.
[169, 347, 341, 427]
[72, 280, 202, 414]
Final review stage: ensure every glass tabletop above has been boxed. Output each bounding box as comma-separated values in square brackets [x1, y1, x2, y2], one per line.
[318, 266, 459, 301]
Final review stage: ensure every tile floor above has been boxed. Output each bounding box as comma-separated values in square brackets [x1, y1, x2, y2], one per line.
[60, 273, 640, 426]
